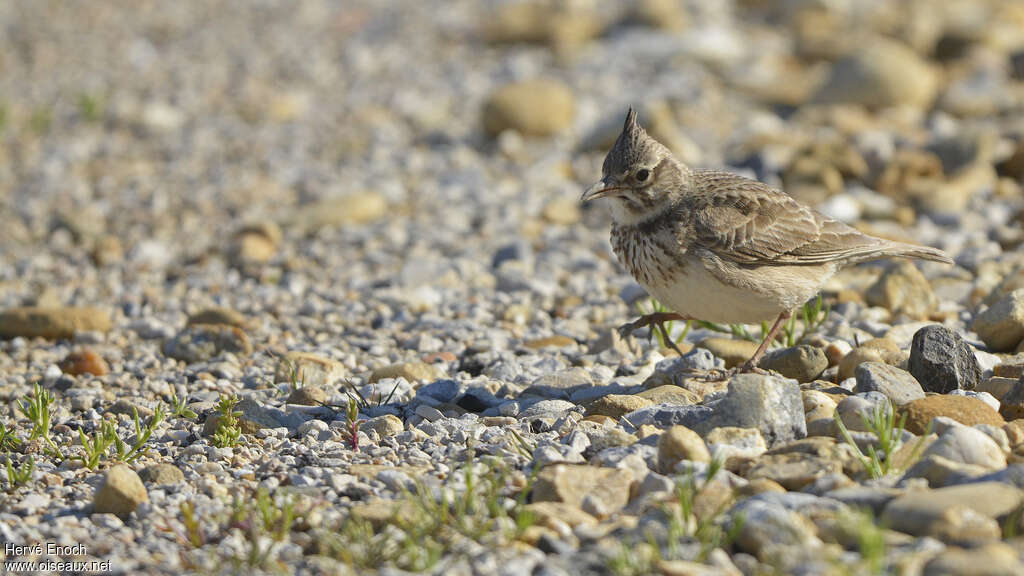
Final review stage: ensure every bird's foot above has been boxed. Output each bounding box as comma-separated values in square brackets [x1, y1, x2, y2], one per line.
[616, 312, 689, 356]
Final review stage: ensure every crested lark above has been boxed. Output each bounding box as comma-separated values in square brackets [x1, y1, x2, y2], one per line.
[582, 109, 952, 373]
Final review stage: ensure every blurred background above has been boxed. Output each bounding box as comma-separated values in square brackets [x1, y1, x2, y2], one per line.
[0, 0, 1023, 327]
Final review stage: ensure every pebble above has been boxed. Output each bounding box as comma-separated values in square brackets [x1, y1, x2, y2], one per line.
[482, 79, 576, 138]
[0, 307, 112, 339]
[900, 395, 1005, 435]
[971, 289, 1024, 351]
[163, 324, 252, 363]
[657, 425, 710, 472]
[698, 374, 806, 447]
[274, 352, 347, 388]
[532, 464, 633, 513]
[854, 362, 925, 405]
[865, 262, 938, 319]
[93, 465, 148, 517]
[758, 345, 828, 383]
[908, 325, 981, 393]
[58, 349, 109, 376]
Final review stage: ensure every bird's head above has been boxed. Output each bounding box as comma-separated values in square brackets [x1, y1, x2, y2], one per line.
[581, 108, 688, 225]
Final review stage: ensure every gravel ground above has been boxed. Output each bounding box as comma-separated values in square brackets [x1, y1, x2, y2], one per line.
[2, 1, 1024, 575]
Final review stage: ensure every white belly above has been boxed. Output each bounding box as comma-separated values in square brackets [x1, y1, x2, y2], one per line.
[643, 259, 787, 324]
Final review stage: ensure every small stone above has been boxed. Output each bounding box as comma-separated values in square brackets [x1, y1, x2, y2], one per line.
[838, 338, 906, 381]
[633, 0, 688, 31]
[58, 349, 109, 376]
[91, 235, 124, 266]
[186, 307, 247, 329]
[657, 425, 710, 472]
[369, 362, 444, 383]
[812, 38, 937, 109]
[865, 262, 938, 319]
[138, 463, 185, 485]
[730, 496, 821, 556]
[230, 230, 277, 265]
[698, 338, 759, 369]
[532, 464, 633, 513]
[919, 426, 1007, 471]
[275, 351, 346, 388]
[854, 362, 925, 406]
[417, 379, 460, 403]
[698, 374, 806, 447]
[908, 325, 981, 393]
[743, 453, 842, 491]
[163, 324, 252, 363]
[972, 289, 1024, 352]
[585, 394, 653, 420]
[900, 395, 1005, 435]
[524, 335, 577, 349]
[758, 345, 828, 383]
[997, 378, 1024, 420]
[523, 368, 593, 398]
[541, 197, 580, 226]
[882, 482, 1021, 543]
[705, 427, 767, 467]
[93, 465, 148, 517]
[521, 501, 596, 528]
[364, 414, 404, 438]
[977, 377, 1016, 401]
[108, 399, 154, 419]
[482, 2, 603, 51]
[414, 404, 443, 422]
[636, 385, 701, 405]
[287, 386, 328, 406]
[0, 307, 111, 340]
[482, 79, 575, 138]
[293, 192, 388, 230]
[923, 542, 1023, 576]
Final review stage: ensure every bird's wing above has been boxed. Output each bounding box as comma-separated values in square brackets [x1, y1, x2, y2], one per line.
[684, 171, 888, 266]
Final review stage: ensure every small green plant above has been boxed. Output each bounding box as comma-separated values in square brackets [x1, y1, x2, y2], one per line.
[321, 457, 535, 572]
[338, 397, 363, 450]
[5, 456, 34, 489]
[341, 378, 402, 411]
[609, 540, 658, 576]
[168, 393, 198, 419]
[834, 400, 930, 479]
[212, 395, 243, 448]
[112, 406, 166, 462]
[666, 458, 744, 561]
[78, 93, 105, 122]
[18, 383, 58, 452]
[29, 108, 52, 133]
[839, 508, 887, 575]
[74, 406, 166, 470]
[75, 422, 116, 470]
[0, 422, 21, 453]
[180, 501, 206, 547]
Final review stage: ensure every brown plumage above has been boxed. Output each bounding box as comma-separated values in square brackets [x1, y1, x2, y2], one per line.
[583, 108, 952, 372]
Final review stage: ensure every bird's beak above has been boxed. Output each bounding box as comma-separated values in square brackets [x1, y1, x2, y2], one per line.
[581, 179, 621, 203]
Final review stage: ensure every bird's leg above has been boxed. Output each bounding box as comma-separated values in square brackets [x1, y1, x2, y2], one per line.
[738, 309, 792, 373]
[617, 312, 690, 356]
[700, 310, 792, 381]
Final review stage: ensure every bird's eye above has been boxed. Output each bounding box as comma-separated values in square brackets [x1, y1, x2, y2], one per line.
[635, 169, 650, 182]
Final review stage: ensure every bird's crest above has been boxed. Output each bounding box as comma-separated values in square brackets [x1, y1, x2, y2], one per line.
[604, 107, 653, 175]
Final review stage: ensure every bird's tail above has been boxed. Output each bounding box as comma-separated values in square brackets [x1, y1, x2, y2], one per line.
[883, 242, 954, 265]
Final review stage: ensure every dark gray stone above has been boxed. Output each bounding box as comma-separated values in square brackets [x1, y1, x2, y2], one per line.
[909, 325, 980, 393]
[854, 362, 926, 405]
